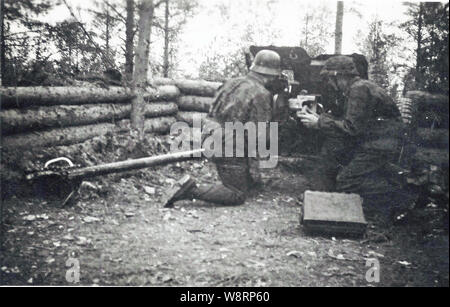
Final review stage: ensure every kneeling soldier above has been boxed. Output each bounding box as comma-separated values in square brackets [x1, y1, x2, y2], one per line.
[162, 50, 286, 207]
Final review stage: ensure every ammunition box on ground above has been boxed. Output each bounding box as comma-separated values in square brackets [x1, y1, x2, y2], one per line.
[301, 190, 367, 236]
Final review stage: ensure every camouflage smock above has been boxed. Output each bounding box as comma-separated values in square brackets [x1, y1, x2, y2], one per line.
[318, 76, 403, 146]
[201, 73, 275, 189]
[316, 77, 409, 199]
[207, 73, 274, 161]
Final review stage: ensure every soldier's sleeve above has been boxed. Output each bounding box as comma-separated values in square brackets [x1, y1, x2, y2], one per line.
[248, 91, 273, 123]
[318, 85, 371, 137]
[248, 91, 274, 150]
[247, 92, 274, 184]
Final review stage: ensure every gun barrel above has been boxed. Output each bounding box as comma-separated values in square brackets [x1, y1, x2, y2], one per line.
[26, 148, 205, 181]
[67, 148, 205, 180]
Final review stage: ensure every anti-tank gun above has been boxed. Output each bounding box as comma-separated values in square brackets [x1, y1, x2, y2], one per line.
[245, 46, 368, 155]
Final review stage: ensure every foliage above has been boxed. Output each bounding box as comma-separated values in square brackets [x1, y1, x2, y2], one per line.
[358, 19, 401, 95]
[197, 0, 282, 81]
[3, 0, 56, 85]
[89, 0, 121, 70]
[1, 0, 196, 85]
[401, 2, 449, 95]
[150, 0, 198, 78]
[1, 0, 448, 92]
[298, 2, 334, 57]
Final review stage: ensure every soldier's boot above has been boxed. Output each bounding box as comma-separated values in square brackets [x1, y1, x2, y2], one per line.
[162, 175, 196, 208]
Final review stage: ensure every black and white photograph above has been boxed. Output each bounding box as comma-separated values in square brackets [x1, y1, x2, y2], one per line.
[0, 0, 448, 290]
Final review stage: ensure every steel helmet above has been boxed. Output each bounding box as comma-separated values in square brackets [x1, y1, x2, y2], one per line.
[250, 50, 281, 76]
[320, 55, 359, 77]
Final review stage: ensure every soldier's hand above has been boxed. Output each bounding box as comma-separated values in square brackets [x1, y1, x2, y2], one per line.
[297, 111, 319, 129]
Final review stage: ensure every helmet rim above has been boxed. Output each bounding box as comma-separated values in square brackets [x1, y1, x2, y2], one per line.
[249, 49, 281, 76]
[320, 55, 359, 77]
[250, 63, 281, 76]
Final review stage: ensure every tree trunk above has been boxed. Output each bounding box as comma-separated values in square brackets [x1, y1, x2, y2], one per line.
[163, 0, 170, 77]
[175, 79, 222, 97]
[144, 84, 180, 101]
[1, 102, 178, 135]
[415, 2, 424, 89]
[3, 116, 176, 149]
[0, 85, 179, 108]
[178, 95, 213, 112]
[125, 0, 135, 81]
[0, 86, 134, 108]
[303, 14, 309, 50]
[0, 0, 5, 86]
[118, 116, 176, 134]
[153, 77, 176, 86]
[334, 1, 344, 55]
[105, 1, 110, 68]
[131, 0, 154, 134]
[2, 122, 118, 149]
[176, 111, 208, 127]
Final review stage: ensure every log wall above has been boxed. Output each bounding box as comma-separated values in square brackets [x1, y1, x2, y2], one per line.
[400, 91, 450, 170]
[0, 79, 220, 143]
[0, 79, 220, 193]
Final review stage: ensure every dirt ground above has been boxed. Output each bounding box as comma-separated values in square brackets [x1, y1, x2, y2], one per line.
[1, 153, 448, 287]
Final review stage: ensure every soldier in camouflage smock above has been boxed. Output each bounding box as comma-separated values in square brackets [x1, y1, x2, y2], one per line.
[298, 55, 415, 211]
[162, 50, 284, 207]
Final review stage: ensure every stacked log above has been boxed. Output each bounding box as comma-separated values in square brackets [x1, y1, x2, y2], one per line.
[2, 116, 177, 150]
[0, 81, 223, 151]
[404, 92, 450, 173]
[405, 91, 449, 111]
[178, 95, 213, 113]
[176, 111, 208, 127]
[1, 102, 178, 135]
[117, 116, 177, 134]
[0, 86, 134, 108]
[0, 85, 180, 108]
[0, 80, 222, 198]
[152, 77, 176, 86]
[174, 80, 221, 128]
[413, 148, 449, 168]
[393, 92, 449, 174]
[405, 91, 449, 129]
[174, 79, 221, 97]
[2, 122, 118, 149]
[415, 128, 449, 149]
[144, 85, 180, 102]
[0, 80, 221, 165]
